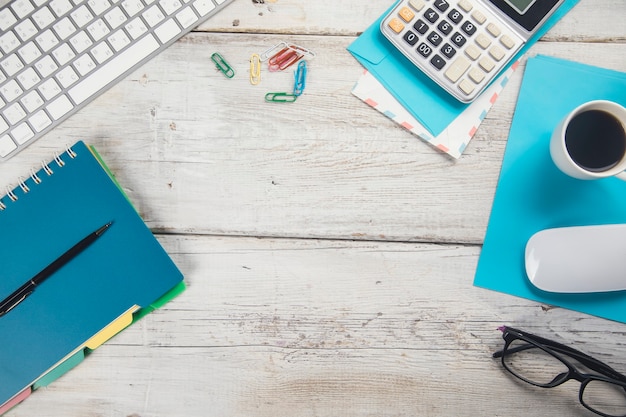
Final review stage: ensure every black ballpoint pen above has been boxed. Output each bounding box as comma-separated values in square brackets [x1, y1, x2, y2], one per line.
[0, 221, 113, 317]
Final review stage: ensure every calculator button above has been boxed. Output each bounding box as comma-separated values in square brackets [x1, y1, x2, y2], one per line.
[457, 0, 473, 12]
[447, 8, 463, 24]
[433, 0, 449, 12]
[409, 0, 425, 11]
[430, 54, 446, 70]
[464, 44, 480, 60]
[437, 20, 453, 35]
[468, 67, 485, 83]
[500, 34, 515, 49]
[486, 22, 501, 37]
[444, 56, 470, 82]
[489, 45, 505, 61]
[388, 17, 405, 33]
[399, 7, 415, 22]
[427, 31, 443, 46]
[441, 43, 456, 58]
[471, 10, 486, 25]
[424, 8, 439, 23]
[479, 56, 495, 72]
[461, 21, 477, 35]
[403, 30, 419, 46]
[475, 33, 491, 49]
[450, 32, 466, 47]
[459, 79, 475, 95]
[413, 19, 429, 34]
[417, 42, 433, 57]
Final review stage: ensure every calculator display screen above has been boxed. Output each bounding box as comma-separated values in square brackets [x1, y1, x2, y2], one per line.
[503, 0, 536, 14]
[488, 0, 562, 32]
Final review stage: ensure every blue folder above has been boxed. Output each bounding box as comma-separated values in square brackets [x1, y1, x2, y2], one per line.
[474, 55, 626, 323]
[0, 141, 184, 410]
[347, 0, 580, 136]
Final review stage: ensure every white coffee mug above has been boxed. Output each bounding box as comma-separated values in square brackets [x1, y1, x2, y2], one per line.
[550, 100, 626, 180]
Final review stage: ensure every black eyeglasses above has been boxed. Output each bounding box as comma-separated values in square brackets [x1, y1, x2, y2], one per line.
[493, 326, 626, 417]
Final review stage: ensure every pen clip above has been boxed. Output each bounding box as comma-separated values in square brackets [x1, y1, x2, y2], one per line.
[0, 290, 33, 317]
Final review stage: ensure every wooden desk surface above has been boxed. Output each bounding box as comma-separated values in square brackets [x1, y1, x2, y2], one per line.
[1, 0, 625, 415]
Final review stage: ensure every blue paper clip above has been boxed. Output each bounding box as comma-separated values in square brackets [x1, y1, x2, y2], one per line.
[293, 61, 307, 96]
[265, 92, 297, 103]
[211, 52, 235, 78]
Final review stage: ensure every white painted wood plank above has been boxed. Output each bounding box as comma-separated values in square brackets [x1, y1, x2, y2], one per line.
[6, 235, 626, 417]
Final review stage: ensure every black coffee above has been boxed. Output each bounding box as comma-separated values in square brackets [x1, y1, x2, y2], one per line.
[565, 109, 626, 172]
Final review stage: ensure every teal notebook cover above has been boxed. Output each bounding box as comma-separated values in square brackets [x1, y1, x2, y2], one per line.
[347, 0, 580, 136]
[474, 55, 626, 322]
[0, 141, 184, 408]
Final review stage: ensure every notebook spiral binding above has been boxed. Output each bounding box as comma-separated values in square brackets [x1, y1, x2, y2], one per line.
[0, 145, 78, 211]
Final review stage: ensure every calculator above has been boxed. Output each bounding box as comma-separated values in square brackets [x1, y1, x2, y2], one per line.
[381, 0, 564, 102]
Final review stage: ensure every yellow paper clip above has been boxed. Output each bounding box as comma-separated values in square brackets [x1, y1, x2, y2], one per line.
[211, 52, 235, 78]
[293, 61, 307, 96]
[265, 92, 297, 103]
[250, 53, 261, 85]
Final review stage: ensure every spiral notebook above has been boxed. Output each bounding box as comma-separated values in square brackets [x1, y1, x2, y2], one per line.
[0, 141, 185, 413]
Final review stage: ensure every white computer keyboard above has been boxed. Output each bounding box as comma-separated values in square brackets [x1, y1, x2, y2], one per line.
[0, 0, 234, 161]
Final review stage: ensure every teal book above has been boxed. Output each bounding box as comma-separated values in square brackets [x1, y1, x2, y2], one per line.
[474, 55, 626, 322]
[0, 141, 184, 413]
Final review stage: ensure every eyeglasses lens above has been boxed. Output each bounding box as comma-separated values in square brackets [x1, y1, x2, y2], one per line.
[503, 339, 569, 386]
[582, 379, 626, 417]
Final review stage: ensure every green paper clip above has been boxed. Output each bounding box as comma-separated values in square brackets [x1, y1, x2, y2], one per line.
[265, 92, 297, 103]
[211, 52, 235, 78]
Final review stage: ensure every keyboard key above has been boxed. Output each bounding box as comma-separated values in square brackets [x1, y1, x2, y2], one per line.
[143, 5, 166, 27]
[468, 67, 485, 83]
[12, 122, 34, 144]
[56, 65, 79, 87]
[416, 42, 432, 58]
[15, 19, 38, 42]
[458, 79, 475, 95]
[1, 54, 24, 76]
[403, 30, 419, 46]
[457, 0, 472, 12]
[104, 6, 128, 29]
[441, 43, 456, 59]
[68, 34, 160, 104]
[500, 34, 515, 49]
[471, 10, 486, 25]
[0, 32, 20, 54]
[450, 32, 466, 47]
[35, 29, 60, 51]
[50, 0, 73, 17]
[154, 19, 181, 43]
[46, 94, 73, 119]
[69, 30, 93, 53]
[475, 33, 491, 49]
[122, 0, 144, 17]
[486, 22, 501, 37]
[192, 0, 216, 16]
[427, 31, 442, 47]
[53, 17, 76, 39]
[29, 109, 53, 132]
[0, 8, 18, 31]
[160, 0, 183, 15]
[4, 102, 27, 125]
[21, 90, 45, 112]
[125, 17, 148, 39]
[461, 21, 476, 36]
[479, 56, 495, 72]
[70, 5, 94, 28]
[464, 44, 480, 60]
[87, 0, 110, 15]
[32, 7, 56, 29]
[18, 41, 43, 63]
[73, 54, 96, 75]
[87, 19, 110, 41]
[1, 79, 23, 102]
[35, 55, 59, 77]
[437, 20, 452, 35]
[176, 6, 198, 28]
[0, 135, 18, 158]
[107, 29, 131, 51]
[447, 8, 463, 24]
[17, 67, 41, 90]
[11, 0, 35, 19]
[38, 78, 62, 100]
[90, 41, 114, 63]
[413, 19, 429, 34]
[52, 42, 76, 65]
[489, 45, 505, 61]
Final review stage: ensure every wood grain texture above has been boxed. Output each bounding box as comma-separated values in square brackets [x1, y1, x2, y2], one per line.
[1, 0, 625, 416]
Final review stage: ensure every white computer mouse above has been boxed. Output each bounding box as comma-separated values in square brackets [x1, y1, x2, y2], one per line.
[525, 224, 626, 293]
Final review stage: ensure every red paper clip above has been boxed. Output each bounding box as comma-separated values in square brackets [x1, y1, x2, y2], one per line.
[268, 47, 302, 72]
